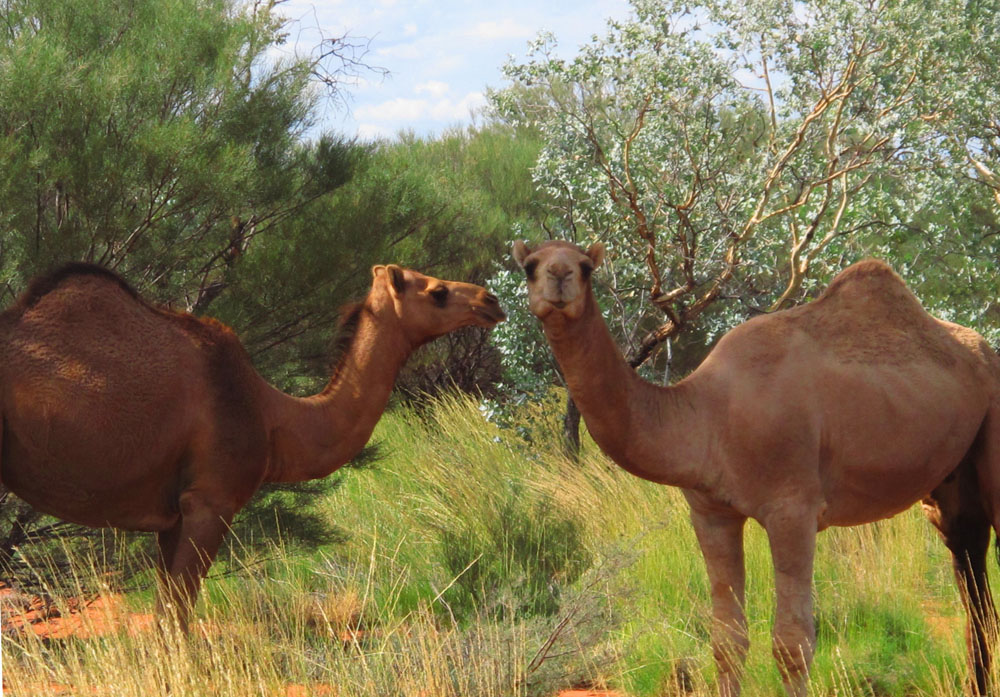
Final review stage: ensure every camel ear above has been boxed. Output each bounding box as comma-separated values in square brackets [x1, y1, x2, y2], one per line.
[371, 264, 408, 295]
[512, 241, 532, 268]
[586, 242, 605, 269]
[385, 264, 407, 295]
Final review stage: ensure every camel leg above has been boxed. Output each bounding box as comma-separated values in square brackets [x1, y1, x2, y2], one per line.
[155, 523, 181, 608]
[764, 507, 818, 697]
[0, 411, 5, 487]
[924, 460, 996, 697]
[690, 509, 749, 697]
[155, 491, 232, 633]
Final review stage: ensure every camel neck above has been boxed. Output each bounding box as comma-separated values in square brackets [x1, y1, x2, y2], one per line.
[543, 295, 709, 490]
[262, 295, 412, 483]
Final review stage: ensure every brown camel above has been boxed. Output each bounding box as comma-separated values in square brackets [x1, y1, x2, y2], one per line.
[0, 261, 505, 630]
[513, 240, 1000, 697]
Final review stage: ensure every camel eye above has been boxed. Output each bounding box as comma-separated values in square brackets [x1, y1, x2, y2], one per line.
[580, 262, 594, 280]
[524, 260, 538, 280]
[430, 286, 449, 307]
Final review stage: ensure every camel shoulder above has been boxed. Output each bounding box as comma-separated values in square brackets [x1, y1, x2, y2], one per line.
[152, 306, 245, 354]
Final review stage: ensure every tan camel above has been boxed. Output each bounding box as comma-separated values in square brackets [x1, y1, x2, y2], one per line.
[0, 261, 504, 630]
[513, 240, 1000, 697]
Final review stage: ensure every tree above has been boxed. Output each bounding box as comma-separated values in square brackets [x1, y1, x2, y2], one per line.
[367, 124, 553, 402]
[0, 0, 366, 309]
[490, 0, 1000, 403]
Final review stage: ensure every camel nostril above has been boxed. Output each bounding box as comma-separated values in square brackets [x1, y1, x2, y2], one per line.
[485, 293, 500, 305]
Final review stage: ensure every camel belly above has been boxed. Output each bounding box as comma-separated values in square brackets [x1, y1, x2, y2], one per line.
[3, 434, 185, 531]
[814, 369, 986, 527]
[720, 354, 990, 528]
[1, 375, 194, 531]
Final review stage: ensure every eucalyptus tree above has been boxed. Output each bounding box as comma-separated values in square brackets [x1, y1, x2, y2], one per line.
[892, 0, 1000, 346]
[491, 0, 997, 377]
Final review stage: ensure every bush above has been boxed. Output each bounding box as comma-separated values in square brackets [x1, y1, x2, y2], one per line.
[440, 479, 591, 620]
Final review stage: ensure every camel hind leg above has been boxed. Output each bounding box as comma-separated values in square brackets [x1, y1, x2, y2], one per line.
[155, 490, 234, 633]
[924, 454, 996, 697]
[0, 410, 5, 488]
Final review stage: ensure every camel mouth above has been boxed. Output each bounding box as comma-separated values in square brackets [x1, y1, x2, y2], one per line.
[476, 306, 507, 326]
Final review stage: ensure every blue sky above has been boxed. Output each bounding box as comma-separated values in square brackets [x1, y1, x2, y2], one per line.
[276, 0, 630, 140]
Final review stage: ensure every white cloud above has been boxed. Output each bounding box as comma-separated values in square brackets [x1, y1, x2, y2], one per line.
[429, 92, 487, 120]
[281, 0, 629, 138]
[355, 97, 430, 122]
[357, 122, 393, 141]
[353, 91, 486, 126]
[415, 80, 450, 98]
[376, 41, 426, 60]
[466, 18, 534, 40]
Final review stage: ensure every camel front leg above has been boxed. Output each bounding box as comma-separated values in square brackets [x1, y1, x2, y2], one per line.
[156, 491, 233, 633]
[690, 508, 749, 697]
[764, 507, 818, 697]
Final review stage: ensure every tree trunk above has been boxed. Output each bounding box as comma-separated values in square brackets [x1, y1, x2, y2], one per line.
[562, 393, 581, 461]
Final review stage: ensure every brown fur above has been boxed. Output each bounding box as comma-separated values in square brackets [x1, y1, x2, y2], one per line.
[0, 262, 504, 630]
[513, 241, 1000, 697]
[326, 301, 367, 384]
[11, 262, 140, 312]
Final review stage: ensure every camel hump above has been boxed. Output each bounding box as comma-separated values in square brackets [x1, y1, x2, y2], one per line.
[819, 259, 915, 303]
[16, 262, 139, 312]
[809, 258, 932, 322]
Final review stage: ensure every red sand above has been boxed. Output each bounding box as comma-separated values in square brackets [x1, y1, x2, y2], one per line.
[1, 584, 623, 697]
[2, 592, 155, 640]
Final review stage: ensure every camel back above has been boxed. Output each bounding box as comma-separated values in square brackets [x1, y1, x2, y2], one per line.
[1, 261, 262, 410]
[10, 262, 139, 315]
[786, 259, 963, 367]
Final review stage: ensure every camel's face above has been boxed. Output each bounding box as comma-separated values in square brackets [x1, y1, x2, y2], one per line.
[372, 265, 505, 342]
[512, 240, 605, 321]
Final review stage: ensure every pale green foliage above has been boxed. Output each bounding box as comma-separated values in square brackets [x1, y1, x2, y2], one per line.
[491, 0, 1000, 384]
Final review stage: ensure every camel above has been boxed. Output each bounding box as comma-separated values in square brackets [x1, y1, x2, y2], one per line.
[512, 240, 1000, 697]
[0, 261, 505, 631]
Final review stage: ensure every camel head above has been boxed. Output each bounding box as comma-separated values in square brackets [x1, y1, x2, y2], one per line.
[370, 265, 506, 344]
[512, 240, 605, 321]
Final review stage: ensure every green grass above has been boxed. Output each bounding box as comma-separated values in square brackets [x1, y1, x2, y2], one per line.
[2, 392, 986, 696]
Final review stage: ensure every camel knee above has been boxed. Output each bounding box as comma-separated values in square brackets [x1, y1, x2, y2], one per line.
[772, 621, 815, 684]
[772, 641, 811, 682]
[713, 624, 750, 669]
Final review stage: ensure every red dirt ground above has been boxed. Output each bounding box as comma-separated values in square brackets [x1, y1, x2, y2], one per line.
[1, 583, 624, 697]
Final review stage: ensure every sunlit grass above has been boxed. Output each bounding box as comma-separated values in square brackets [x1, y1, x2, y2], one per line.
[2, 392, 987, 696]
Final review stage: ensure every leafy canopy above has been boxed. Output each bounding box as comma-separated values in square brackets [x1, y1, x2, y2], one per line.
[491, 0, 1000, 386]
